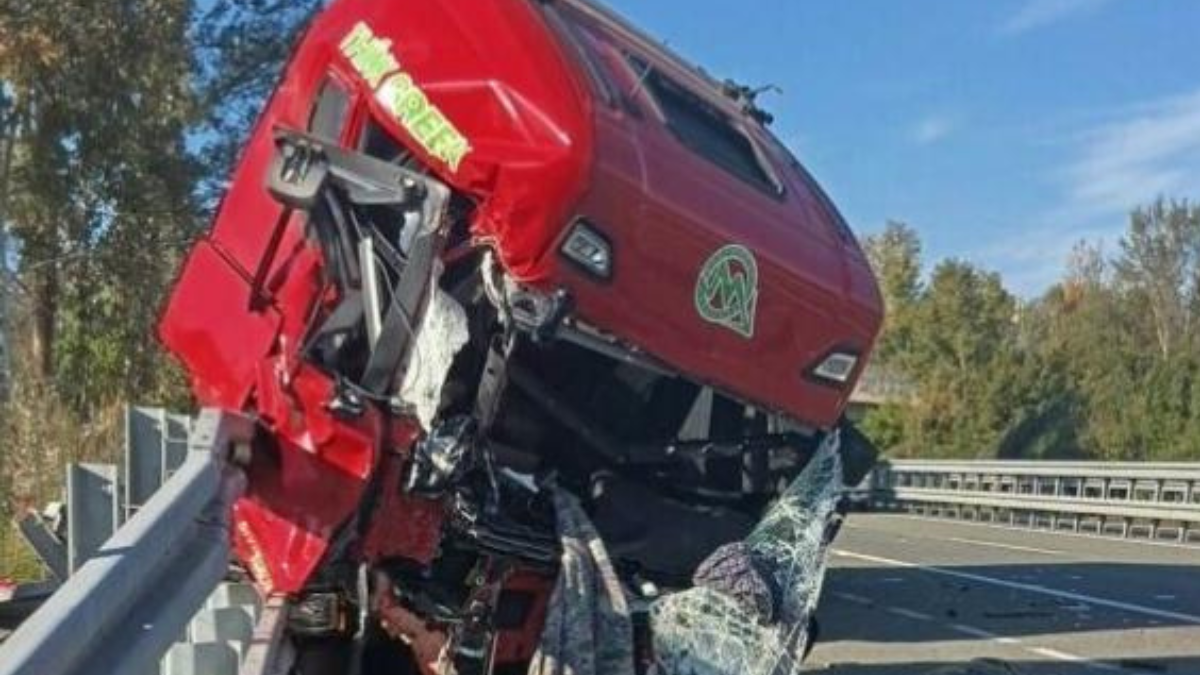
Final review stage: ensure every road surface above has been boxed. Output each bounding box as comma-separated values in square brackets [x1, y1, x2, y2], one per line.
[811, 514, 1200, 674]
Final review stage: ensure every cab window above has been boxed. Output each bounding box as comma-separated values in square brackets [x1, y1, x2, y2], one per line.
[541, 5, 621, 107]
[628, 55, 779, 195]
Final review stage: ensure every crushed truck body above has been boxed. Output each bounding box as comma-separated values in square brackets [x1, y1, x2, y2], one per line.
[157, 0, 884, 672]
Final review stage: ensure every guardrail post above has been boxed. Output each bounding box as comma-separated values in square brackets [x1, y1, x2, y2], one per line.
[65, 463, 119, 574]
[125, 406, 166, 523]
[125, 407, 195, 524]
[16, 513, 68, 582]
[0, 408, 254, 675]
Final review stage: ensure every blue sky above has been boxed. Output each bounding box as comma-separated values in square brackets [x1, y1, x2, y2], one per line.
[603, 0, 1200, 296]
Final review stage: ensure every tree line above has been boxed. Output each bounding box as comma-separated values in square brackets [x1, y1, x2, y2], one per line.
[861, 199, 1200, 461]
[0, 0, 318, 541]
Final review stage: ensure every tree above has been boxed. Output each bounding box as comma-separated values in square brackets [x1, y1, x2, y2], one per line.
[862, 221, 922, 364]
[913, 261, 1013, 375]
[1, 0, 200, 387]
[1113, 198, 1200, 360]
[864, 221, 922, 309]
[191, 0, 322, 204]
[860, 225, 1044, 459]
[0, 0, 202, 518]
[0, 0, 323, 522]
[862, 202, 1200, 462]
[901, 260, 1020, 456]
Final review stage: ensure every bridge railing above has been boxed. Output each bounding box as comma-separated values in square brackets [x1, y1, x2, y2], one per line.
[867, 459, 1200, 544]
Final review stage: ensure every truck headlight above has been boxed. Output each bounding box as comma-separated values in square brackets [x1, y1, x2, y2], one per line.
[560, 220, 613, 280]
[810, 351, 859, 385]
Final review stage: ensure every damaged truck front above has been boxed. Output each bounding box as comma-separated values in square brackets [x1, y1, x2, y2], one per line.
[158, 0, 884, 673]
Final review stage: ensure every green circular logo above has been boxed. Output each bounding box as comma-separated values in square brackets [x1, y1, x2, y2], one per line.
[695, 244, 759, 339]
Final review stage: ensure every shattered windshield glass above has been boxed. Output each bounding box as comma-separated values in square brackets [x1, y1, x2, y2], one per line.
[650, 431, 844, 675]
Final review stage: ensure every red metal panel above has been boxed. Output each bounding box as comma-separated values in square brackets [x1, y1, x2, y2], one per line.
[158, 242, 281, 410]
[304, 0, 595, 282]
[545, 9, 882, 428]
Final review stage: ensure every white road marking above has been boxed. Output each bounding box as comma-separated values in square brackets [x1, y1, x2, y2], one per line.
[948, 621, 1014, 642]
[831, 591, 1118, 671]
[946, 621, 1120, 670]
[1154, 594, 1177, 601]
[831, 592, 873, 606]
[856, 514, 1200, 553]
[886, 606, 934, 621]
[945, 536, 1064, 556]
[1031, 647, 1120, 670]
[833, 549, 1200, 625]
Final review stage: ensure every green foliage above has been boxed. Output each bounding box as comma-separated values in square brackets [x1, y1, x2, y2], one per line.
[858, 403, 907, 455]
[0, 0, 313, 540]
[191, 0, 322, 203]
[0, 524, 46, 583]
[0, 0, 200, 407]
[863, 221, 922, 363]
[864, 198, 1200, 462]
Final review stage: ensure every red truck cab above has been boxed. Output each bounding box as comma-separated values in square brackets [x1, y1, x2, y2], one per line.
[159, 0, 882, 672]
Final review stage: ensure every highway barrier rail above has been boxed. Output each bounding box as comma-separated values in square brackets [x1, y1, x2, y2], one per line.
[869, 459, 1200, 544]
[0, 408, 285, 675]
[6, 411, 1200, 674]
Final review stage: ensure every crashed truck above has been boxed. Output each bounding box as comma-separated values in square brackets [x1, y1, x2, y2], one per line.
[158, 0, 884, 673]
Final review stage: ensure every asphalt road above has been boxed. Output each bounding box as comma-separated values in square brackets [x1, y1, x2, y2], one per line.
[809, 514, 1200, 675]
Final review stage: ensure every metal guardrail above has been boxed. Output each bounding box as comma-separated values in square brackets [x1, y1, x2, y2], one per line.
[8, 418, 1198, 673]
[0, 409, 254, 675]
[870, 460, 1200, 543]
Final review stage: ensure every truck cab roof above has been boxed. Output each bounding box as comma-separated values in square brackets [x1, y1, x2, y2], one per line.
[163, 0, 882, 432]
